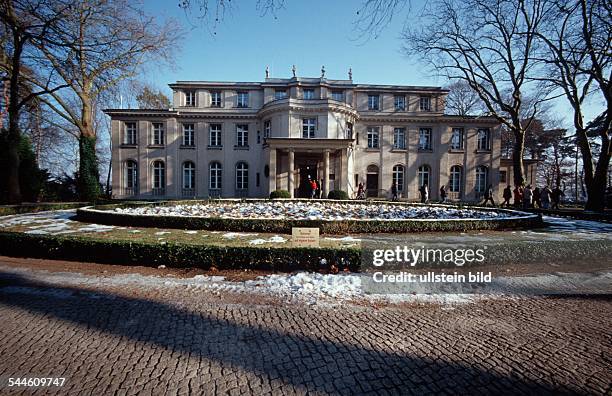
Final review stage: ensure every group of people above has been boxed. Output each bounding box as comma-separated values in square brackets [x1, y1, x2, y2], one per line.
[502, 184, 564, 209]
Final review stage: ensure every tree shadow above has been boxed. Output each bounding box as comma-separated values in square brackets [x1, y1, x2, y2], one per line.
[0, 271, 575, 395]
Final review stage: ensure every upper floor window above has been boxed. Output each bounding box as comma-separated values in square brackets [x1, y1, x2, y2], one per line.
[419, 96, 431, 111]
[346, 122, 353, 139]
[152, 123, 164, 145]
[451, 128, 464, 150]
[236, 124, 249, 147]
[477, 128, 491, 150]
[419, 128, 432, 150]
[303, 89, 314, 100]
[210, 91, 222, 107]
[182, 123, 195, 146]
[368, 94, 380, 110]
[264, 120, 271, 138]
[302, 118, 316, 139]
[237, 91, 249, 108]
[274, 90, 287, 100]
[331, 91, 344, 101]
[124, 122, 137, 145]
[185, 90, 196, 107]
[209, 124, 222, 147]
[394, 95, 406, 111]
[367, 126, 380, 149]
[393, 128, 406, 150]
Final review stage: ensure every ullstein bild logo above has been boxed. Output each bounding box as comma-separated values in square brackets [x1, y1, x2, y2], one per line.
[371, 246, 486, 267]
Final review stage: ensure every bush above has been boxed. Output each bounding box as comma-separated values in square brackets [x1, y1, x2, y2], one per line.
[327, 190, 349, 200]
[270, 190, 291, 199]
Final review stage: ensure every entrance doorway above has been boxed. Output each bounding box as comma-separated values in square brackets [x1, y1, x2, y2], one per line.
[366, 164, 379, 197]
[298, 163, 318, 198]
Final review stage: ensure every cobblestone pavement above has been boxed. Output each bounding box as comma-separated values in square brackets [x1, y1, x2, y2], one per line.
[0, 269, 610, 395]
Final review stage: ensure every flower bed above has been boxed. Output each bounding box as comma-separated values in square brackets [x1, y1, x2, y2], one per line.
[77, 200, 542, 234]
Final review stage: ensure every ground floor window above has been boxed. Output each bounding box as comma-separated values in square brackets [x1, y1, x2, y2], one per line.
[183, 161, 195, 190]
[476, 165, 488, 193]
[152, 161, 165, 195]
[449, 165, 462, 193]
[209, 162, 222, 190]
[236, 162, 248, 190]
[125, 160, 138, 194]
[392, 165, 404, 192]
[418, 165, 431, 188]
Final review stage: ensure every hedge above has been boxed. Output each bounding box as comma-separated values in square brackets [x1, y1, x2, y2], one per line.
[270, 190, 291, 199]
[327, 190, 349, 200]
[0, 202, 88, 216]
[77, 200, 543, 234]
[0, 231, 360, 272]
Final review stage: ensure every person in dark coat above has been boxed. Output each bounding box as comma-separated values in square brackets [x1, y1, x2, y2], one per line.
[551, 186, 564, 209]
[533, 186, 542, 208]
[419, 183, 429, 203]
[440, 185, 447, 203]
[482, 184, 495, 206]
[391, 182, 398, 201]
[502, 185, 512, 208]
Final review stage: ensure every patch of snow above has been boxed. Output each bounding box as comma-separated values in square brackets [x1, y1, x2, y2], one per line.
[183, 230, 198, 234]
[155, 231, 171, 236]
[248, 235, 287, 245]
[325, 236, 362, 242]
[223, 232, 258, 239]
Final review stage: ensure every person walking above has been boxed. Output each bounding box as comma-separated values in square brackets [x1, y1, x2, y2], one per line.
[419, 183, 429, 203]
[309, 178, 318, 199]
[502, 185, 512, 208]
[551, 186, 564, 210]
[532, 186, 542, 208]
[391, 181, 398, 201]
[513, 185, 523, 209]
[541, 185, 552, 209]
[356, 182, 365, 199]
[523, 185, 533, 209]
[482, 184, 495, 206]
[440, 185, 447, 203]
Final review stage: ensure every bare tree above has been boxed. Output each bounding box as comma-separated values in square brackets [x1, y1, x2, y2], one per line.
[444, 80, 485, 116]
[24, 0, 183, 201]
[534, 0, 611, 211]
[402, 0, 550, 187]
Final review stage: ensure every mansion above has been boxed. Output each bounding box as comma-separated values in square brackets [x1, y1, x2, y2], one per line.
[107, 69, 514, 201]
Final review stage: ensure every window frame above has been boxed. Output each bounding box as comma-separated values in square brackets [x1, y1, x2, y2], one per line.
[451, 127, 464, 150]
[477, 128, 491, 151]
[475, 165, 489, 193]
[152, 160, 165, 189]
[449, 165, 462, 193]
[367, 126, 380, 149]
[236, 124, 249, 147]
[274, 90, 287, 100]
[419, 96, 431, 111]
[331, 90, 344, 101]
[368, 94, 380, 110]
[210, 91, 222, 107]
[209, 162, 222, 190]
[124, 122, 137, 145]
[263, 120, 271, 139]
[208, 124, 222, 147]
[182, 123, 195, 147]
[185, 90, 196, 107]
[303, 88, 315, 100]
[393, 127, 406, 150]
[392, 165, 405, 192]
[236, 91, 249, 108]
[418, 165, 431, 188]
[125, 160, 138, 190]
[182, 161, 196, 190]
[235, 162, 249, 190]
[302, 118, 316, 139]
[394, 95, 406, 111]
[152, 122, 165, 146]
[418, 128, 432, 151]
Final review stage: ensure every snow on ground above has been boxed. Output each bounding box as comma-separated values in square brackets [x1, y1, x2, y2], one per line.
[110, 202, 526, 221]
[1, 263, 609, 307]
[248, 236, 287, 245]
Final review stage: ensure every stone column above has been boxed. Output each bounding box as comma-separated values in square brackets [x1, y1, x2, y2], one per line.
[288, 149, 295, 198]
[323, 149, 330, 197]
[268, 148, 277, 194]
[340, 148, 348, 192]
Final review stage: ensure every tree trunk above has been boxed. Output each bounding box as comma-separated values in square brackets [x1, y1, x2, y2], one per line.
[511, 127, 526, 187]
[584, 131, 611, 211]
[77, 97, 100, 202]
[6, 30, 24, 204]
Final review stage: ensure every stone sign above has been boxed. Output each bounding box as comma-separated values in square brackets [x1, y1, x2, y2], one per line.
[292, 227, 320, 247]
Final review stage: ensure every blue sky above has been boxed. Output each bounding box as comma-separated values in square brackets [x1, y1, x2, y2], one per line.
[141, 0, 600, 126]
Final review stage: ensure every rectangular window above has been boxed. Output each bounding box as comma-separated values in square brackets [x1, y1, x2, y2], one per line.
[419, 96, 431, 111]
[274, 90, 287, 100]
[500, 170, 507, 184]
[451, 128, 464, 150]
[210, 91, 222, 107]
[237, 91, 249, 108]
[303, 89, 314, 100]
[331, 91, 344, 101]
[368, 94, 380, 110]
[124, 122, 137, 145]
[236, 124, 249, 147]
[367, 127, 380, 149]
[346, 122, 353, 139]
[478, 128, 491, 150]
[419, 128, 432, 150]
[393, 128, 406, 149]
[185, 91, 196, 107]
[182, 123, 195, 146]
[394, 95, 406, 111]
[302, 118, 316, 139]
[152, 123, 164, 145]
[209, 124, 222, 147]
[264, 120, 271, 138]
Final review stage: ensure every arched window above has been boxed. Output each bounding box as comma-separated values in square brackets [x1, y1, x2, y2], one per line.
[125, 160, 138, 195]
[418, 165, 431, 188]
[392, 165, 404, 192]
[152, 160, 165, 195]
[209, 162, 222, 190]
[475, 165, 488, 193]
[182, 161, 195, 190]
[449, 165, 462, 193]
[236, 162, 249, 190]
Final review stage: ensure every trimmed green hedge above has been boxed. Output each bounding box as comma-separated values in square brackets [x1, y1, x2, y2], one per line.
[78, 206, 543, 234]
[270, 190, 291, 199]
[0, 202, 88, 216]
[327, 190, 349, 200]
[0, 231, 360, 272]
